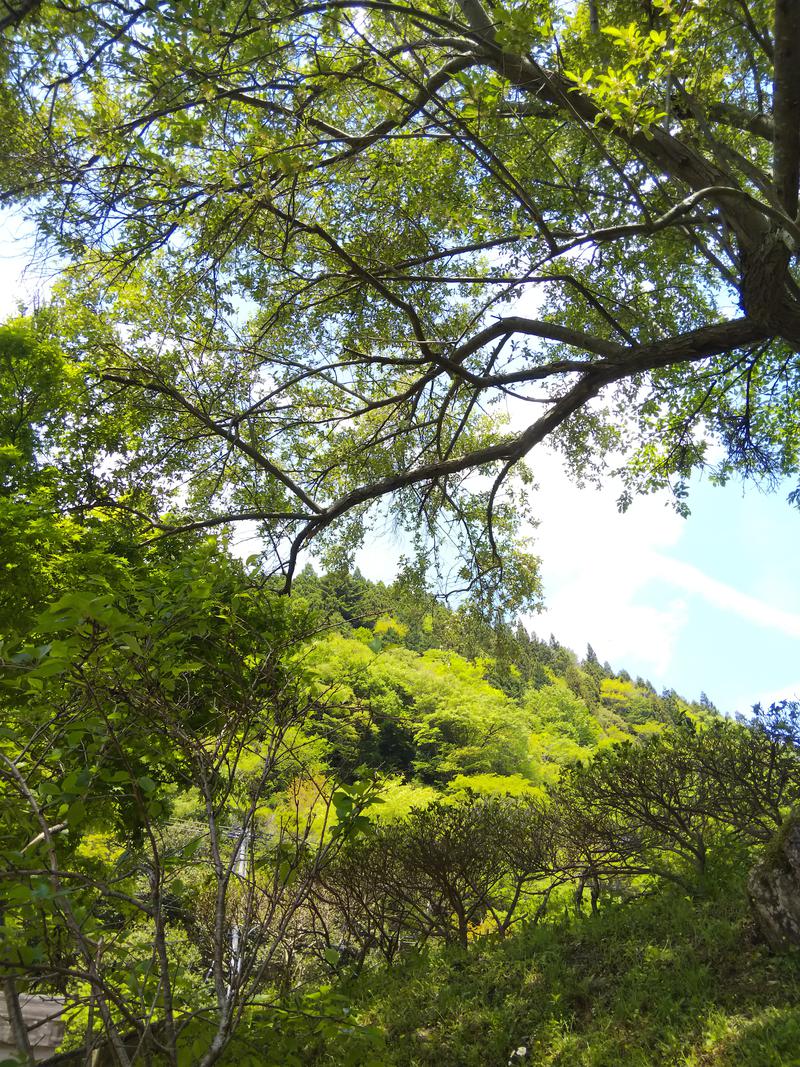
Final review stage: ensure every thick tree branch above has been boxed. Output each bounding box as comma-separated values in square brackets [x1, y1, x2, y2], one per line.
[281, 316, 766, 587]
[453, 2, 773, 249]
[683, 100, 774, 143]
[772, 0, 800, 217]
[449, 316, 625, 364]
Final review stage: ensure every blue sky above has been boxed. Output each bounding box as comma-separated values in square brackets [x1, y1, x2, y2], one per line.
[522, 455, 800, 714]
[655, 479, 800, 711]
[2, 210, 798, 715]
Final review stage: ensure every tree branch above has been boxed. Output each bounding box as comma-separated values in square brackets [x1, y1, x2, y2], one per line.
[772, 0, 800, 216]
[101, 370, 323, 515]
[281, 316, 766, 587]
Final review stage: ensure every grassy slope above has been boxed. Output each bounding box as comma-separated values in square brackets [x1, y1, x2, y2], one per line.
[234, 867, 800, 1067]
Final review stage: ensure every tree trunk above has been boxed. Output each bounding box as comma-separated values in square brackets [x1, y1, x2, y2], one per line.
[2, 977, 34, 1065]
[748, 809, 800, 950]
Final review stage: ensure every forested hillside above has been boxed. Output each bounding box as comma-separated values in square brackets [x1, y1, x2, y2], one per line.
[293, 564, 717, 789]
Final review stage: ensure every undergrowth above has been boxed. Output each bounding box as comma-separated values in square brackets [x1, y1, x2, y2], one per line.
[222, 867, 800, 1067]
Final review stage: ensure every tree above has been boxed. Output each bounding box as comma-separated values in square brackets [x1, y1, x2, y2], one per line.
[1, 0, 798, 598]
[525, 676, 602, 749]
[0, 548, 380, 1067]
[558, 729, 719, 887]
[690, 713, 800, 843]
[376, 795, 514, 949]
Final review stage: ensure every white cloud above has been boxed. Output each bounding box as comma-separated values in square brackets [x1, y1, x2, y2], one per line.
[355, 538, 404, 584]
[524, 448, 800, 685]
[524, 449, 689, 676]
[649, 556, 800, 640]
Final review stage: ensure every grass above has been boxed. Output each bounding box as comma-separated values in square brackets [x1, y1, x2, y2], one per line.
[227, 866, 800, 1066]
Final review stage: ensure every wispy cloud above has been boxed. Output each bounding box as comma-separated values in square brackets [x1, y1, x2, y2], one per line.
[650, 555, 800, 640]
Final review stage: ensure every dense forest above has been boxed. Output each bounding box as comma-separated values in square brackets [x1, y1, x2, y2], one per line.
[3, 0, 800, 1063]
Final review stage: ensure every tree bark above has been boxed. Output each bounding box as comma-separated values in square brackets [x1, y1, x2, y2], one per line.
[773, 0, 800, 216]
[2, 976, 35, 1066]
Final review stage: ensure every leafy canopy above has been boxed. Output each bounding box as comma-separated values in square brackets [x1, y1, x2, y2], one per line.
[2, 0, 800, 598]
